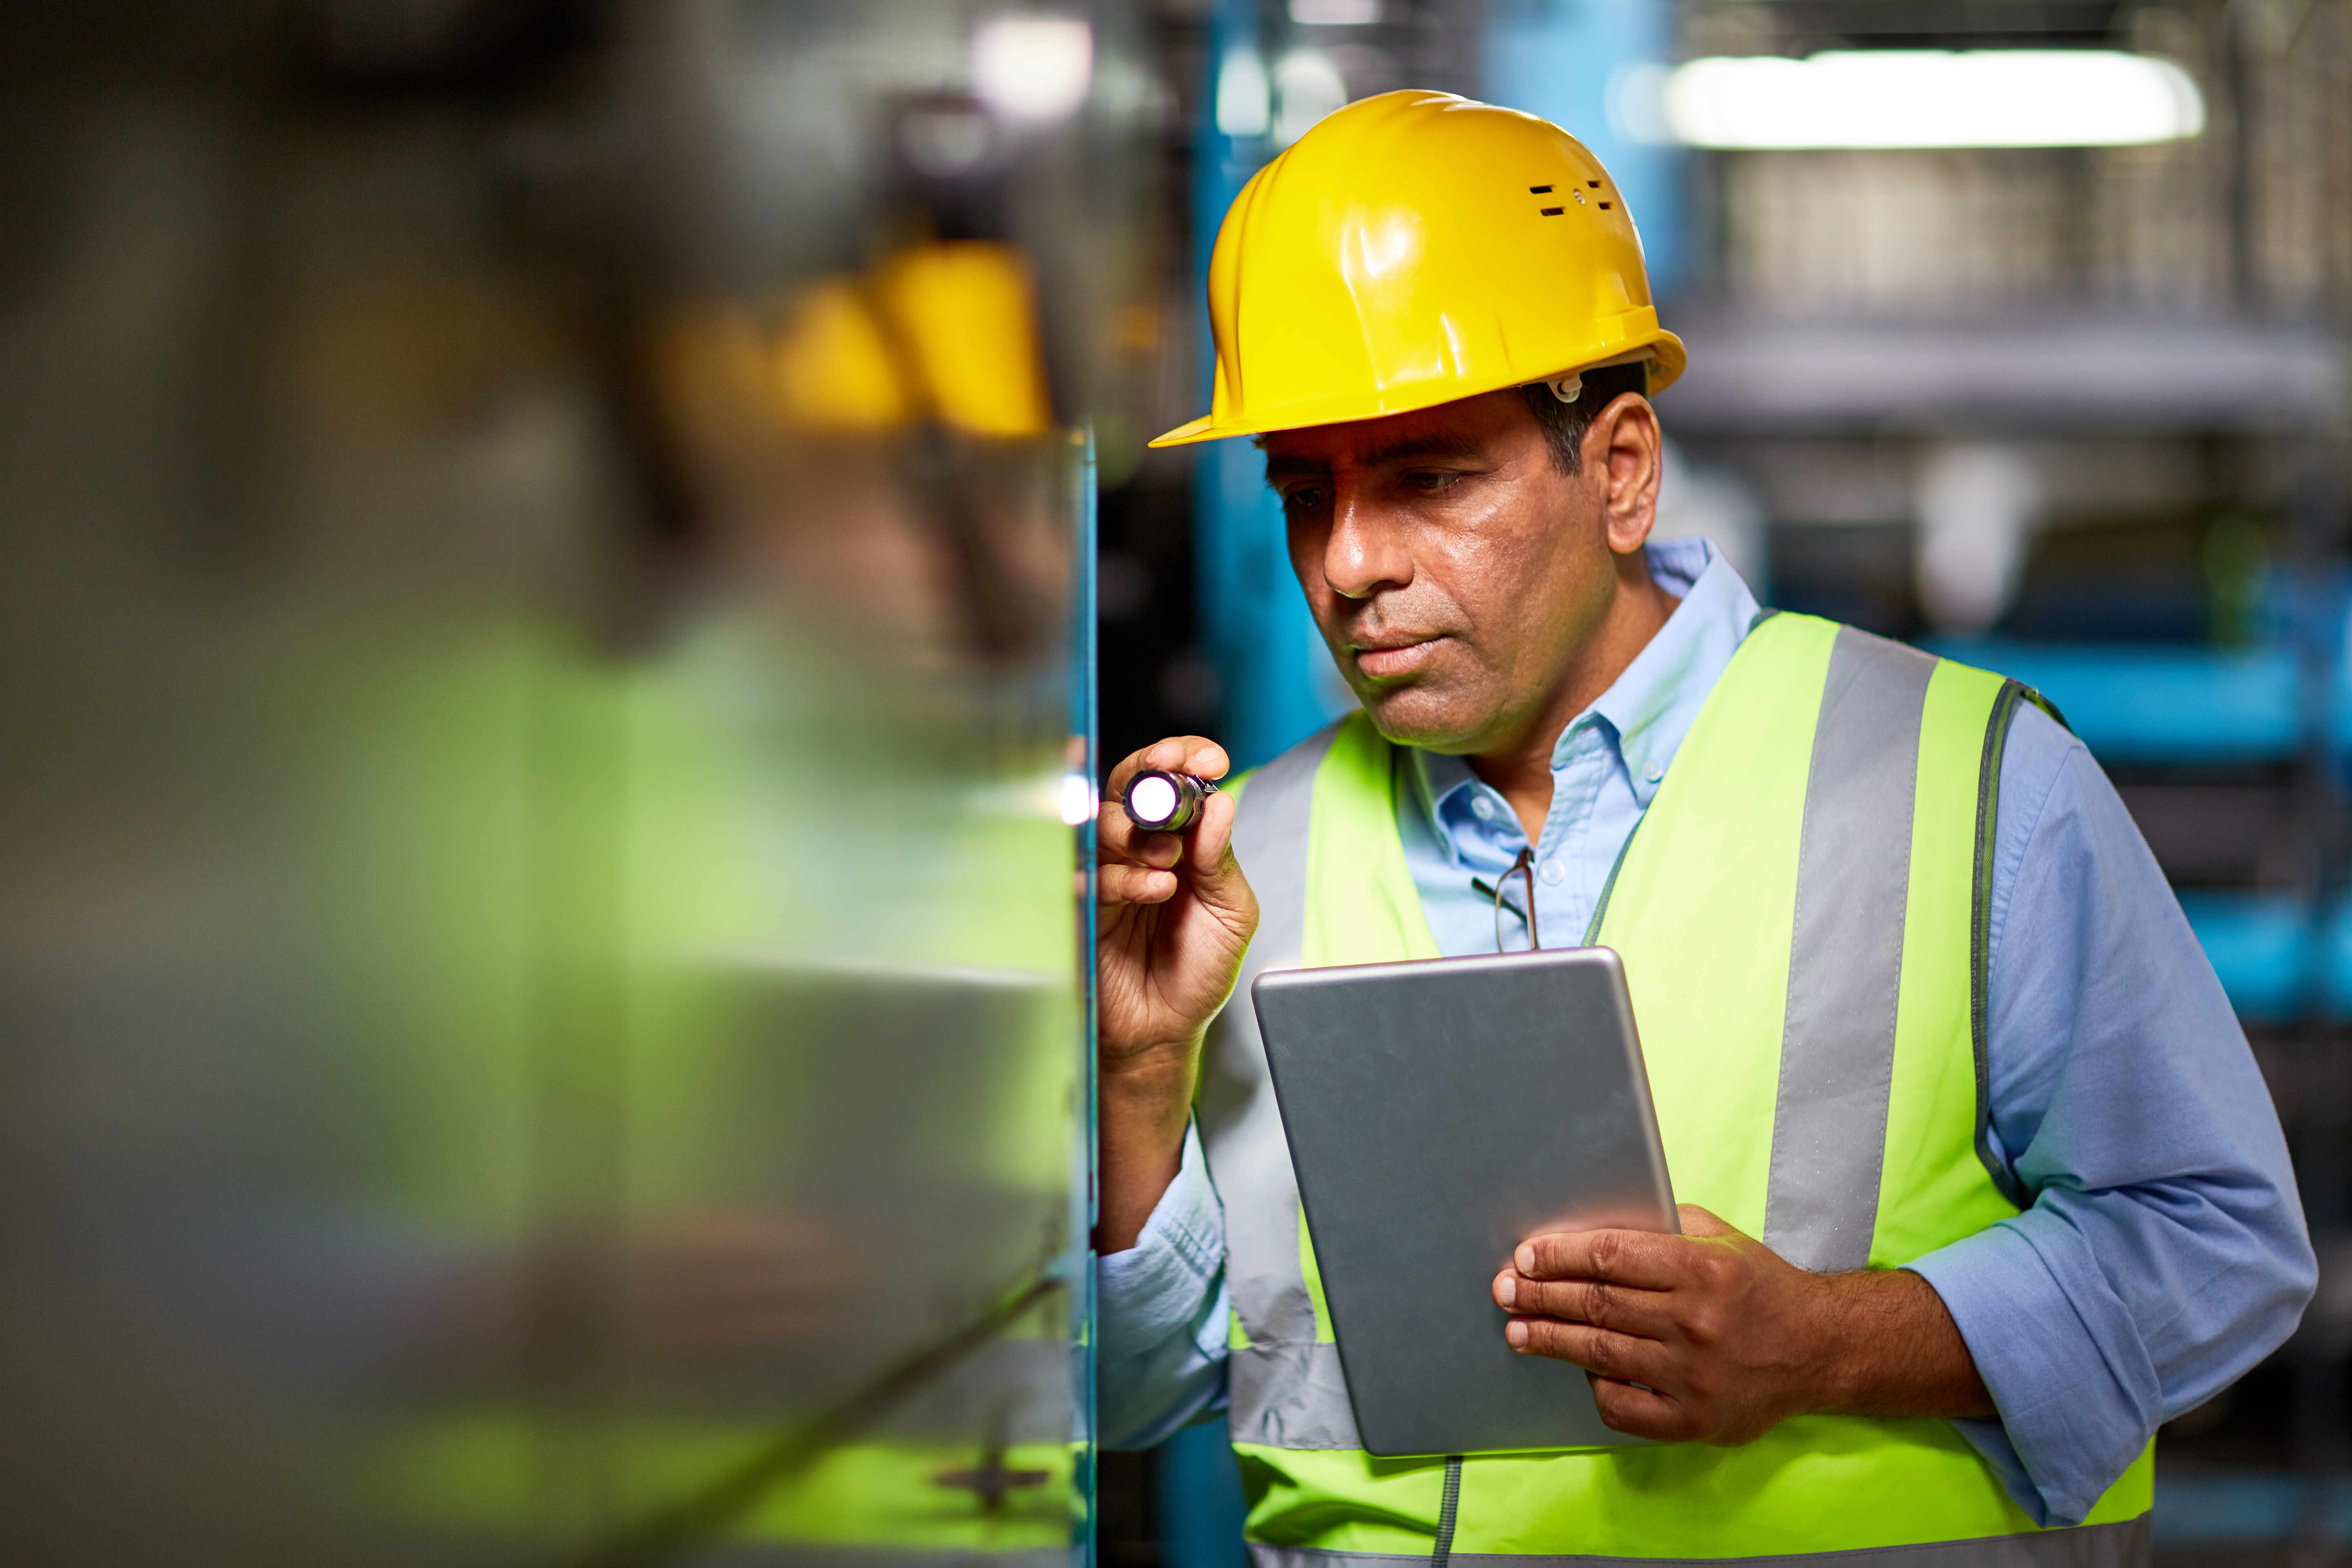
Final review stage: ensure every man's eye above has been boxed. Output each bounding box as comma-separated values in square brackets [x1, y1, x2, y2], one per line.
[1404, 471, 1459, 494]
[1281, 488, 1327, 512]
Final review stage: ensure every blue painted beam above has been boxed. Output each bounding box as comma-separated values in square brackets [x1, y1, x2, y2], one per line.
[2156, 1468, 2352, 1544]
[1480, 0, 1682, 296]
[1927, 639, 2305, 766]
[1189, 0, 1351, 773]
[2176, 891, 2316, 1023]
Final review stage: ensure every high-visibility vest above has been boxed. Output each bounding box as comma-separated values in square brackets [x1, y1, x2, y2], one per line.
[1200, 612, 2155, 1566]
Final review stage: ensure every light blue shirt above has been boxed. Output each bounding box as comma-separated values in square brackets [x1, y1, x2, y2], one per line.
[1098, 537, 2314, 1526]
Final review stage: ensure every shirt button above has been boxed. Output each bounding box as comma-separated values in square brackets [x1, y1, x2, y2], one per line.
[1470, 795, 1496, 821]
[1644, 760, 1664, 784]
[1539, 858, 1566, 886]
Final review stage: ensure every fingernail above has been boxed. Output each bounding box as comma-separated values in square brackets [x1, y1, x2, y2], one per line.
[1515, 1243, 1535, 1273]
[1506, 1321, 1528, 1349]
[1495, 1275, 1515, 1307]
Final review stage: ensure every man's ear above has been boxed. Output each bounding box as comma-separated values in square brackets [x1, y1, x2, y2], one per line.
[1583, 393, 1662, 557]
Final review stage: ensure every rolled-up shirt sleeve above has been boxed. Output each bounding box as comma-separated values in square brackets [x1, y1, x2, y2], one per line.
[1905, 705, 2316, 1526]
[1098, 1118, 1232, 1450]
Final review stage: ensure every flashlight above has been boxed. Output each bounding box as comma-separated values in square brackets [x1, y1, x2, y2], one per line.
[1122, 769, 1219, 832]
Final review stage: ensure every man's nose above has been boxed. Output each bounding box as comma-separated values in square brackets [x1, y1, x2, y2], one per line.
[1323, 484, 1413, 601]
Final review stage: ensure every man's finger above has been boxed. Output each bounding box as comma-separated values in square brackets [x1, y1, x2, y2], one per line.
[1098, 864, 1177, 906]
[1587, 1376, 1688, 1441]
[1096, 788, 1194, 867]
[1495, 1271, 1675, 1337]
[1096, 800, 1141, 862]
[1504, 1316, 1663, 1384]
[1125, 829, 1183, 869]
[1515, 1227, 1690, 1288]
[1158, 737, 1231, 786]
[1134, 790, 1251, 940]
[1187, 785, 1237, 873]
[1104, 736, 1232, 800]
[1675, 1203, 1737, 1239]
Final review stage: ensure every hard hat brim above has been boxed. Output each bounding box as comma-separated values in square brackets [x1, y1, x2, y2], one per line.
[1147, 330, 1687, 448]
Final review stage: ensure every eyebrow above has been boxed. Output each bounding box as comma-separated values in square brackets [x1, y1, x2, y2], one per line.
[1263, 432, 1488, 483]
[1357, 432, 1487, 467]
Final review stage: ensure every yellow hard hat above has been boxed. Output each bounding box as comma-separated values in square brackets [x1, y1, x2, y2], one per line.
[1152, 89, 1685, 448]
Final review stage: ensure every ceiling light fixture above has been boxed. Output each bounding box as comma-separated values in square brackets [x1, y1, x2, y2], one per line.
[971, 16, 1094, 123]
[1289, 0, 1380, 24]
[1661, 50, 2205, 150]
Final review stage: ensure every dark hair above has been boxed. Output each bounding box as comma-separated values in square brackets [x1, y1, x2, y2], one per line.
[1514, 361, 1651, 476]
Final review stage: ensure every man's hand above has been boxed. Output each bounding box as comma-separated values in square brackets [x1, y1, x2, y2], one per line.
[1492, 1204, 1995, 1445]
[1094, 737, 1258, 1253]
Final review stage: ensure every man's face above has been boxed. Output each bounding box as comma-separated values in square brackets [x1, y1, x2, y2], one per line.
[1264, 388, 1645, 755]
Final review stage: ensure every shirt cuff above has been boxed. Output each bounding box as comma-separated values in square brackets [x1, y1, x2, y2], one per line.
[1097, 1120, 1231, 1448]
[1906, 1218, 2157, 1526]
[1100, 1121, 1224, 1341]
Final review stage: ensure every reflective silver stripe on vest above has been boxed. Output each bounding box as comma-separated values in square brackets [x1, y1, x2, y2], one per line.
[1763, 626, 1936, 1275]
[1198, 722, 1363, 1449]
[1249, 1515, 2150, 1568]
[1229, 1340, 1359, 1448]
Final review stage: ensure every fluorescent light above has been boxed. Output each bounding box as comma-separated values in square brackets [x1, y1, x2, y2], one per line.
[1290, 0, 1380, 24]
[971, 16, 1094, 123]
[1273, 49, 1348, 145]
[1662, 50, 2205, 149]
[1215, 47, 1271, 138]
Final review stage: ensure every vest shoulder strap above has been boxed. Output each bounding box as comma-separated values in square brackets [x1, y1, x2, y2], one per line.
[1200, 721, 1340, 1348]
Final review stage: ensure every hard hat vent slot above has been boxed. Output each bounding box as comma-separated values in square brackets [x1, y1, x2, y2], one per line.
[1599, 202, 1611, 209]
[1540, 207, 1564, 216]
[1587, 180, 1600, 188]
[1529, 185, 1552, 193]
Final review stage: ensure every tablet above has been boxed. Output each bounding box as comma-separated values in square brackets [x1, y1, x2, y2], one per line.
[1251, 946, 1678, 1457]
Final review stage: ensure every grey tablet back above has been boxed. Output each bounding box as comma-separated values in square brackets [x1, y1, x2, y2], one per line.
[1251, 946, 1677, 1457]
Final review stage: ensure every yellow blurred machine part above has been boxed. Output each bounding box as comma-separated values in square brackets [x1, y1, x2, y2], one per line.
[775, 278, 911, 433]
[1152, 89, 1686, 447]
[768, 243, 1054, 439]
[878, 241, 1054, 439]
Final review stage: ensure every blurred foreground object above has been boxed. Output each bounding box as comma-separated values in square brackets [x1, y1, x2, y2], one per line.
[0, 0, 1156, 1562]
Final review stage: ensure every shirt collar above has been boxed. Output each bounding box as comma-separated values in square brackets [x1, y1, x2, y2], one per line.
[1405, 536, 1762, 846]
[1589, 536, 1760, 808]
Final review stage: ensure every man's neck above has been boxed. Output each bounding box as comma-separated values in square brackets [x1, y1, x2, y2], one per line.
[1470, 561, 1680, 845]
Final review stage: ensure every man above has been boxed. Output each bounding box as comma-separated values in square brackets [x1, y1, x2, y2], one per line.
[1093, 90, 2314, 1564]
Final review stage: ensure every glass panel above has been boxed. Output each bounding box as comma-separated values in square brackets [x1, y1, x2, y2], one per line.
[0, 2, 1148, 1561]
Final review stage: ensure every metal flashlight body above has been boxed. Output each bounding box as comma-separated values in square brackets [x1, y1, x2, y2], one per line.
[1122, 769, 1218, 833]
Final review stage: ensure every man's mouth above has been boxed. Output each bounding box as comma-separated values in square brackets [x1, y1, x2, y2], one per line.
[1351, 635, 1445, 681]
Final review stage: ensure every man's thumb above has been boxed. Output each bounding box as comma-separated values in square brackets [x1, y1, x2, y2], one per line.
[1186, 791, 1256, 920]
